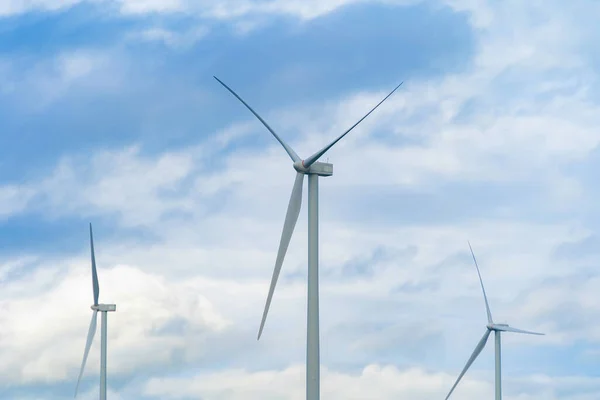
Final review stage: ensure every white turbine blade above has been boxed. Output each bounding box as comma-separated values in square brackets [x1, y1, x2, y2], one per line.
[468, 241, 493, 324]
[302, 82, 403, 168]
[214, 76, 300, 163]
[75, 310, 98, 398]
[90, 223, 99, 306]
[445, 329, 491, 400]
[258, 172, 304, 339]
[495, 325, 544, 335]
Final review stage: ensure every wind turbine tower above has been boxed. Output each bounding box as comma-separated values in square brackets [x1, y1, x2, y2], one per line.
[75, 223, 117, 400]
[445, 242, 544, 400]
[215, 76, 402, 400]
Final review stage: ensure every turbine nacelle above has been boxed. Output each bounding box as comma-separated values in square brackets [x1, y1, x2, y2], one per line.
[293, 160, 333, 176]
[91, 304, 117, 312]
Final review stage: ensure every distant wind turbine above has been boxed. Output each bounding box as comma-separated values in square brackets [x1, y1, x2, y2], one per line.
[75, 224, 116, 400]
[214, 76, 402, 400]
[445, 242, 544, 400]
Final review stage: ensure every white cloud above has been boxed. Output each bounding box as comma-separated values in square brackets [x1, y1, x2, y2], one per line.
[143, 364, 600, 400]
[40, 145, 196, 227]
[0, 0, 82, 17]
[0, 260, 228, 385]
[143, 365, 479, 399]
[118, 0, 184, 14]
[0, 50, 125, 112]
[0, 185, 35, 217]
[128, 26, 210, 49]
[0, 0, 413, 22]
[116, 0, 419, 21]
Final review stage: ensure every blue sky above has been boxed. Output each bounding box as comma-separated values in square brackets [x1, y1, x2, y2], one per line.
[1, 0, 600, 399]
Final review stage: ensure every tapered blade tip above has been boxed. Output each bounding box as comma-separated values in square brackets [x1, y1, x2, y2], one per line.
[389, 81, 404, 94]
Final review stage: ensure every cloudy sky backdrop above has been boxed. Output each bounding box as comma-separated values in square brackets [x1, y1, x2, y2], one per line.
[1, 0, 600, 399]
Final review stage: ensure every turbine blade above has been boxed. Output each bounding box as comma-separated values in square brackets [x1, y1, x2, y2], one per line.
[302, 82, 403, 168]
[445, 329, 491, 400]
[495, 325, 544, 335]
[258, 172, 304, 339]
[214, 76, 300, 163]
[75, 310, 98, 398]
[468, 241, 493, 324]
[90, 223, 99, 306]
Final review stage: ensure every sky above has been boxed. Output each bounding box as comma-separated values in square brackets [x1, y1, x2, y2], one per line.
[1, 0, 600, 398]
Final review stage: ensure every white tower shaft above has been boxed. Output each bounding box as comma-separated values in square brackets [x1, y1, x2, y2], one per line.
[307, 174, 320, 400]
[495, 330, 502, 400]
[100, 311, 108, 400]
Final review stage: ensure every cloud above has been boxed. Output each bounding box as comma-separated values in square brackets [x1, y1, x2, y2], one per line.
[127, 26, 210, 49]
[39, 145, 196, 227]
[0, 0, 82, 17]
[0, 50, 125, 113]
[142, 364, 600, 400]
[2, 0, 600, 398]
[142, 365, 477, 399]
[116, 0, 419, 21]
[0, 259, 228, 385]
[117, 0, 184, 14]
[0, 0, 393, 20]
[0, 185, 36, 218]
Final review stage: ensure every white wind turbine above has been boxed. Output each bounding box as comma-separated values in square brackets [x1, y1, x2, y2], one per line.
[215, 76, 402, 400]
[75, 223, 117, 400]
[445, 242, 544, 400]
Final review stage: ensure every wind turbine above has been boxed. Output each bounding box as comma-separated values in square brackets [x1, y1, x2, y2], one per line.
[214, 76, 402, 400]
[445, 242, 544, 400]
[75, 223, 117, 400]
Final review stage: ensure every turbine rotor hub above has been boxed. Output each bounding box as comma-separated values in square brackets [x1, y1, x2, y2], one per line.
[293, 160, 309, 173]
